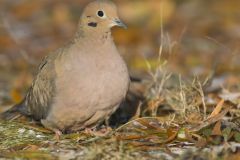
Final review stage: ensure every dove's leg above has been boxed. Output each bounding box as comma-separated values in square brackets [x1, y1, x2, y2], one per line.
[82, 108, 119, 136]
[41, 119, 62, 140]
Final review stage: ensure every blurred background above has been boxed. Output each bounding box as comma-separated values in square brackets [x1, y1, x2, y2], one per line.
[0, 0, 240, 108]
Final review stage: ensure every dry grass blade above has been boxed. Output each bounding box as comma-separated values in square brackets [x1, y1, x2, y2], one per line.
[131, 102, 142, 120]
[116, 135, 149, 141]
[115, 117, 163, 133]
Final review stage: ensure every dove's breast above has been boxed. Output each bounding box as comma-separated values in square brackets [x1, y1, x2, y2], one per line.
[44, 40, 129, 131]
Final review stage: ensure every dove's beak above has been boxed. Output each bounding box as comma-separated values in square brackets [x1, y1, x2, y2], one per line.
[113, 19, 127, 29]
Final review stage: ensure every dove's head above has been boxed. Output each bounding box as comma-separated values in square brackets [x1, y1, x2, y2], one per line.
[80, 0, 126, 32]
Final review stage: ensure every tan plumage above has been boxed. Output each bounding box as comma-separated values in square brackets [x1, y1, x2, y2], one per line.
[1, 0, 129, 134]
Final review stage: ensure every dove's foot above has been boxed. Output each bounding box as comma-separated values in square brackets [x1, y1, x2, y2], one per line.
[84, 126, 112, 137]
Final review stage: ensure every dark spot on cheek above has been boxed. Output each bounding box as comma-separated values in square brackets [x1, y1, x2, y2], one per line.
[86, 16, 91, 18]
[88, 22, 98, 27]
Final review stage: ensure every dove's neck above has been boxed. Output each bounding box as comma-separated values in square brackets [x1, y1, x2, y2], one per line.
[74, 25, 113, 45]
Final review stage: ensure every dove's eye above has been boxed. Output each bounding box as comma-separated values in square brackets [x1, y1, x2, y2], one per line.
[97, 10, 105, 18]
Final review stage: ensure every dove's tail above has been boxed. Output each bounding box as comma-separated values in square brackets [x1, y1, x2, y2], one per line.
[0, 101, 27, 120]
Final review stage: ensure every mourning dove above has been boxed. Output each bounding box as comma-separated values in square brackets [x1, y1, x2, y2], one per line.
[1, 0, 130, 134]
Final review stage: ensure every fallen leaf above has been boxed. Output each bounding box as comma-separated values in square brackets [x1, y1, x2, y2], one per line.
[208, 99, 224, 119]
[164, 128, 178, 143]
[190, 106, 231, 132]
[212, 121, 222, 136]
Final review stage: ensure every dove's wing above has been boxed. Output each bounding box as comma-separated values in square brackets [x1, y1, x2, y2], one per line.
[24, 53, 58, 120]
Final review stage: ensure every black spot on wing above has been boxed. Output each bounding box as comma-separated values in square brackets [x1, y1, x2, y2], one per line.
[39, 57, 48, 70]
